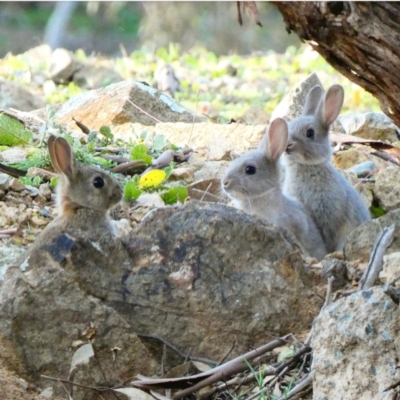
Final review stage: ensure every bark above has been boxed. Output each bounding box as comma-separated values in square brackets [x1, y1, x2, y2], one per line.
[272, 1, 400, 127]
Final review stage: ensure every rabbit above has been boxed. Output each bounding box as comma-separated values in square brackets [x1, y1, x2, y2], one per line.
[222, 117, 327, 261]
[283, 84, 371, 253]
[20, 135, 123, 263]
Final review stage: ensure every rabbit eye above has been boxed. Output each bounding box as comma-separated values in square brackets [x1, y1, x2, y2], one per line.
[93, 177, 105, 188]
[306, 128, 315, 139]
[245, 166, 256, 175]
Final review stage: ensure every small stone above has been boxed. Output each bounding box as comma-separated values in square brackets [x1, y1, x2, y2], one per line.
[25, 185, 39, 197]
[0, 173, 10, 190]
[40, 387, 54, 399]
[49, 48, 83, 84]
[30, 215, 50, 227]
[0, 190, 5, 199]
[7, 178, 25, 192]
[39, 183, 53, 200]
[0, 148, 28, 163]
[346, 161, 375, 178]
[27, 167, 57, 181]
[136, 193, 165, 208]
[169, 167, 195, 182]
[380, 252, 400, 286]
[16, 377, 28, 391]
[374, 166, 400, 211]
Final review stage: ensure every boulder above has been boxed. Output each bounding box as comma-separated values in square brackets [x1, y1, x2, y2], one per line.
[339, 112, 400, 143]
[49, 48, 83, 84]
[271, 72, 345, 134]
[0, 232, 157, 399]
[312, 287, 400, 400]
[0, 80, 45, 112]
[0, 201, 323, 395]
[344, 209, 400, 262]
[53, 81, 204, 131]
[374, 166, 400, 211]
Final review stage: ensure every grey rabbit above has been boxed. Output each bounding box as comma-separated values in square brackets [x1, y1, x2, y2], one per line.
[222, 117, 327, 261]
[283, 84, 371, 253]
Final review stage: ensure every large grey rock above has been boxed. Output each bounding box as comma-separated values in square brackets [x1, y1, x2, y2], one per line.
[339, 112, 400, 142]
[312, 287, 400, 400]
[53, 81, 204, 131]
[0, 232, 157, 400]
[0, 201, 323, 393]
[344, 209, 400, 262]
[375, 166, 400, 211]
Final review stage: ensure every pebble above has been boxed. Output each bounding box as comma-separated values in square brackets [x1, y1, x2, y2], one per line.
[0, 173, 10, 190]
[346, 161, 375, 178]
[7, 178, 26, 192]
[39, 183, 53, 200]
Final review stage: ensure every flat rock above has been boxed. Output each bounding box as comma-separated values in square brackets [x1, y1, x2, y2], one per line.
[154, 122, 266, 153]
[339, 112, 400, 142]
[53, 81, 204, 130]
[0, 79, 45, 112]
[312, 287, 400, 400]
[374, 166, 400, 211]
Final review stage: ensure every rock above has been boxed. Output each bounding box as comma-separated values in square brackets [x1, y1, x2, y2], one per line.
[339, 112, 400, 142]
[0, 79, 45, 112]
[380, 252, 400, 286]
[188, 179, 225, 203]
[169, 167, 195, 183]
[0, 240, 26, 280]
[344, 209, 400, 262]
[333, 148, 376, 171]
[339, 170, 373, 209]
[153, 122, 266, 153]
[0, 201, 323, 387]
[0, 174, 10, 191]
[73, 64, 123, 89]
[271, 72, 345, 133]
[374, 166, 400, 211]
[135, 192, 165, 208]
[38, 184, 52, 201]
[346, 161, 375, 178]
[0, 235, 157, 399]
[7, 178, 25, 192]
[312, 287, 400, 400]
[49, 48, 83, 84]
[53, 81, 203, 130]
[0, 148, 28, 163]
[193, 160, 231, 182]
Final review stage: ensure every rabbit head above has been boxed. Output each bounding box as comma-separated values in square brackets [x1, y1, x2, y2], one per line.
[222, 118, 288, 201]
[286, 84, 344, 165]
[48, 135, 122, 216]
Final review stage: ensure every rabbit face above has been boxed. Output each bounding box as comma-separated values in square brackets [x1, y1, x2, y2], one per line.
[284, 84, 344, 166]
[222, 150, 279, 201]
[59, 165, 122, 213]
[285, 116, 332, 165]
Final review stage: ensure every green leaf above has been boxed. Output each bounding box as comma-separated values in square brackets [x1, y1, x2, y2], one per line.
[124, 180, 142, 200]
[152, 134, 168, 151]
[99, 126, 114, 140]
[50, 177, 58, 188]
[0, 114, 33, 145]
[131, 144, 152, 165]
[160, 186, 187, 205]
[170, 144, 180, 151]
[370, 205, 386, 218]
[164, 161, 176, 180]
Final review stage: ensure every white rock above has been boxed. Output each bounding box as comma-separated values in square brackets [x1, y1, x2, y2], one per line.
[339, 112, 400, 142]
[375, 166, 400, 211]
[380, 252, 400, 286]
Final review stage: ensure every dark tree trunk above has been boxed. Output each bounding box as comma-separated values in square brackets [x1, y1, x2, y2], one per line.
[272, 1, 400, 126]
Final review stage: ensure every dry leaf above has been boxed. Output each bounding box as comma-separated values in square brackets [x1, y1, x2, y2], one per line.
[192, 360, 213, 373]
[243, 2, 262, 26]
[114, 388, 155, 400]
[69, 343, 94, 373]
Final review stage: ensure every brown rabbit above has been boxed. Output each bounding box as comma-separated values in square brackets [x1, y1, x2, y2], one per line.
[19, 135, 123, 264]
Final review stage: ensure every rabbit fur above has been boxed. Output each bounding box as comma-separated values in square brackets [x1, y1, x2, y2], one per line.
[222, 118, 327, 261]
[283, 84, 371, 253]
[20, 135, 123, 262]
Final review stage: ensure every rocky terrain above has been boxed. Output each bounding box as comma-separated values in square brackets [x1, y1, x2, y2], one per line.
[0, 44, 399, 400]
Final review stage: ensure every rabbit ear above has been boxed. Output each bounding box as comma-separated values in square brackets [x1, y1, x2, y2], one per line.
[48, 135, 76, 179]
[302, 86, 324, 116]
[319, 84, 344, 126]
[266, 118, 288, 162]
